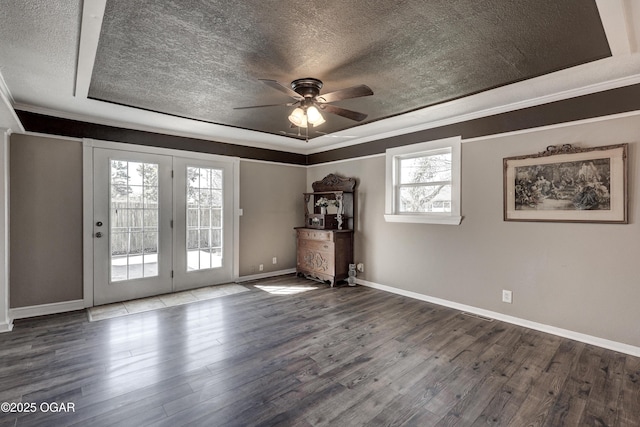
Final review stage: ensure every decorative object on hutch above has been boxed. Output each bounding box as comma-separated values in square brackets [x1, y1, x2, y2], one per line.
[296, 174, 356, 286]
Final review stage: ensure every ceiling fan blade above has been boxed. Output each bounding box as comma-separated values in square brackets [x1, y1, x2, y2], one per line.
[259, 79, 304, 100]
[319, 103, 368, 122]
[317, 84, 373, 103]
[233, 102, 296, 110]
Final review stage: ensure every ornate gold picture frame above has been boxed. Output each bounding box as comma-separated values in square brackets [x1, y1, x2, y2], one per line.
[503, 143, 628, 223]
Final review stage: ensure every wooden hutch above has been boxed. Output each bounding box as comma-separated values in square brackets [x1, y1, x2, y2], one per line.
[295, 174, 356, 286]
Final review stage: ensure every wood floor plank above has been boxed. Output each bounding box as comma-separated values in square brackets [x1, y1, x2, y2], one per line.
[0, 275, 638, 426]
[469, 385, 527, 427]
[258, 379, 348, 426]
[430, 343, 513, 425]
[508, 371, 570, 426]
[361, 354, 457, 425]
[618, 355, 640, 425]
[503, 337, 578, 425]
[579, 349, 629, 427]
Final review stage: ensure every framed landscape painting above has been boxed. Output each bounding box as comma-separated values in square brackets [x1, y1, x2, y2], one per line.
[503, 143, 628, 223]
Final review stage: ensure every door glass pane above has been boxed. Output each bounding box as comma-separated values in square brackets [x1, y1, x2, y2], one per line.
[187, 208, 198, 228]
[110, 160, 160, 282]
[211, 208, 221, 228]
[200, 208, 211, 227]
[211, 190, 222, 207]
[187, 166, 223, 271]
[143, 232, 158, 277]
[187, 230, 199, 249]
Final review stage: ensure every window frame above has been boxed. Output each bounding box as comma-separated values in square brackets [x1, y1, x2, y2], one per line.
[384, 136, 462, 225]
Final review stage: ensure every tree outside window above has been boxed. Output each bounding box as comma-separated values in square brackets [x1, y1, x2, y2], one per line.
[398, 151, 452, 213]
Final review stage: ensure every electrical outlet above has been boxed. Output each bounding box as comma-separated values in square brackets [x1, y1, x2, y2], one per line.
[502, 290, 513, 304]
[272, 257, 277, 264]
[357, 263, 364, 273]
[259, 264, 264, 271]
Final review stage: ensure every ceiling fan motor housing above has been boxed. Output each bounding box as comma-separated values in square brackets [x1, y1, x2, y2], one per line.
[291, 78, 323, 98]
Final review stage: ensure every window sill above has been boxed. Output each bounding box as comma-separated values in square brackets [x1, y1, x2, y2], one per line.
[384, 214, 462, 225]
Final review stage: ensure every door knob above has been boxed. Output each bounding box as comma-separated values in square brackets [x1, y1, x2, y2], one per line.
[95, 232, 103, 238]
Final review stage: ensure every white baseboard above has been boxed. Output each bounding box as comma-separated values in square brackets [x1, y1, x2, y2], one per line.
[0, 320, 13, 332]
[236, 268, 296, 283]
[356, 278, 640, 358]
[10, 299, 86, 320]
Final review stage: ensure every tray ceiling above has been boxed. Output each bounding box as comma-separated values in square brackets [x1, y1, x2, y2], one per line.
[1, 1, 639, 154]
[88, 0, 609, 140]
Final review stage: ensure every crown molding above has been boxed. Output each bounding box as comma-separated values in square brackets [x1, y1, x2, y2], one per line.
[0, 72, 16, 106]
[0, 71, 24, 133]
[14, 103, 309, 155]
[306, 64, 640, 155]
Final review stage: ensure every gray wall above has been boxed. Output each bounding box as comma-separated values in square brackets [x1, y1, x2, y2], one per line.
[308, 114, 640, 348]
[10, 133, 83, 307]
[9, 114, 640, 349]
[8, 134, 307, 307]
[239, 161, 306, 276]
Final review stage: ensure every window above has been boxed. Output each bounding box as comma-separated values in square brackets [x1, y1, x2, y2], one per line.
[385, 136, 462, 224]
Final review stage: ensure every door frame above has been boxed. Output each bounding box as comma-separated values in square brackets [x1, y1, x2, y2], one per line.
[82, 138, 240, 307]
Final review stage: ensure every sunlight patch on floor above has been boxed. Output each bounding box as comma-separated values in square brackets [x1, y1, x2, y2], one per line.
[88, 284, 249, 321]
[255, 285, 319, 295]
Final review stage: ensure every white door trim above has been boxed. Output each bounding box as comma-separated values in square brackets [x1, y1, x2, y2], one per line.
[82, 138, 240, 308]
[0, 129, 12, 332]
[82, 139, 94, 307]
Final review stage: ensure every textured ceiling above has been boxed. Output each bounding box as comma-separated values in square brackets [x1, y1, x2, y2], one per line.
[88, 0, 611, 141]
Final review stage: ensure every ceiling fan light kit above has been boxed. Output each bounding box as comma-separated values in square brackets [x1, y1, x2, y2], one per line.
[288, 107, 307, 127]
[306, 106, 325, 126]
[289, 105, 326, 128]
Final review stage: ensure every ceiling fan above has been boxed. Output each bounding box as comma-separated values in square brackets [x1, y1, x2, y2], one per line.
[235, 78, 373, 129]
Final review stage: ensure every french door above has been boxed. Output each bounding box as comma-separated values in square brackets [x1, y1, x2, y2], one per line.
[173, 157, 234, 291]
[91, 146, 236, 306]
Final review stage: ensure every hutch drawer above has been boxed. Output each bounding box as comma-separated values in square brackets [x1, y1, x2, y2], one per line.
[296, 229, 333, 242]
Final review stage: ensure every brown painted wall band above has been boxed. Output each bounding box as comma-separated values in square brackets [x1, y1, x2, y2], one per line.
[15, 111, 307, 165]
[16, 83, 640, 166]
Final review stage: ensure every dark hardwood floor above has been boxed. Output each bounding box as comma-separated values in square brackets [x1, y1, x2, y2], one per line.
[0, 275, 638, 426]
